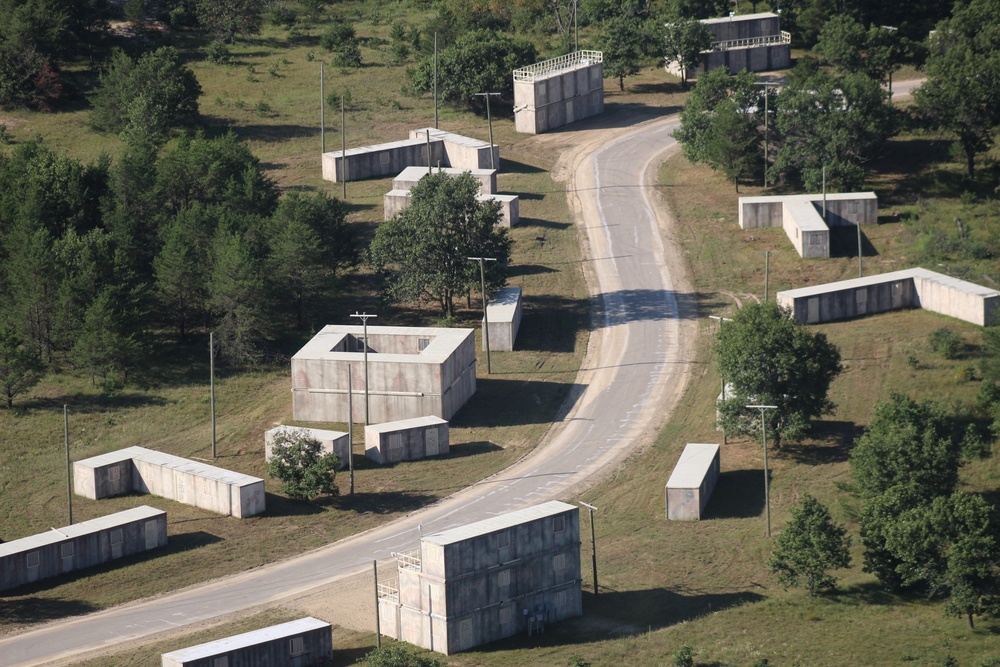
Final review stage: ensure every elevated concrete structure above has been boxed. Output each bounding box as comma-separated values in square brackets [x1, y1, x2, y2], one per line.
[393, 166, 497, 195]
[383, 189, 520, 227]
[378, 501, 582, 655]
[665, 444, 721, 521]
[321, 128, 498, 183]
[0, 506, 167, 592]
[738, 192, 878, 258]
[777, 268, 1000, 326]
[74, 446, 265, 518]
[485, 287, 522, 352]
[364, 416, 449, 464]
[265, 425, 351, 471]
[666, 12, 791, 77]
[161, 617, 332, 667]
[292, 325, 477, 423]
[514, 51, 604, 134]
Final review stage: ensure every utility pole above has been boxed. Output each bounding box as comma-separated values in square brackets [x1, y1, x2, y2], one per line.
[708, 315, 733, 445]
[210, 332, 216, 459]
[341, 95, 347, 200]
[348, 368, 354, 495]
[755, 81, 777, 186]
[373, 560, 381, 649]
[858, 218, 863, 278]
[433, 32, 439, 129]
[65, 405, 72, 525]
[580, 502, 598, 595]
[467, 257, 497, 374]
[474, 92, 501, 170]
[760, 250, 773, 301]
[747, 404, 777, 537]
[320, 62, 325, 154]
[349, 312, 377, 424]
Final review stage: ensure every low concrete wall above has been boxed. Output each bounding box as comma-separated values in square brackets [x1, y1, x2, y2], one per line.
[739, 192, 877, 258]
[484, 287, 522, 352]
[322, 137, 442, 183]
[392, 166, 497, 194]
[364, 416, 449, 464]
[0, 506, 167, 592]
[74, 446, 265, 518]
[665, 444, 720, 521]
[161, 617, 332, 667]
[265, 425, 350, 471]
[783, 200, 829, 259]
[384, 190, 519, 227]
[776, 268, 1000, 326]
[408, 128, 499, 171]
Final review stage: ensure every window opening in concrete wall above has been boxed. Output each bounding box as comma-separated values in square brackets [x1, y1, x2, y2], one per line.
[109, 465, 120, 481]
[61, 543, 74, 558]
[500, 604, 513, 625]
[418, 338, 430, 351]
[289, 636, 305, 656]
[380, 152, 390, 166]
[145, 520, 158, 549]
[553, 516, 565, 532]
[26, 551, 39, 568]
[389, 434, 403, 458]
[425, 427, 439, 456]
[213, 657, 229, 667]
[807, 297, 819, 323]
[553, 553, 566, 572]
[498, 568, 511, 590]
[110, 529, 123, 545]
[497, 531, 510, 548]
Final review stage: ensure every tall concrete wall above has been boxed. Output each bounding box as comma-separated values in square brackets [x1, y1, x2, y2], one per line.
[265, 425, 351, 471]
[514, 52, 604, 134]
[484, 287, 522, 352]
[364, 416, 449, 464]
[665, 444, 721, 521]
[0, 506, 167, 592]
[161, 617, 332, 667]
[666, 12, 790, 76]
[384, 190, 519, 227]
[408, 128, 499, 171]
[783, 200, 829, 259]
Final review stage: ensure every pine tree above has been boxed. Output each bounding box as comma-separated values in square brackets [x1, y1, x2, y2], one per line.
[769, 494, 852, 595]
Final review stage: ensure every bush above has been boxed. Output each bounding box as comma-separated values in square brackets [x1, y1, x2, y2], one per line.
[320, 19, 355, 51]
[205, 40, 231, 64]
[363, 645, 444, 667]
[335, 40, 363, 68]
[265, 429, 339, 501]
[673, 645, 694, 667]
[928, 327, 964, 359]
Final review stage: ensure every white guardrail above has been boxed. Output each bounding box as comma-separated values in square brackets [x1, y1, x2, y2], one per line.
[513, 50, 604, 83]
[712, 31, 791, 51]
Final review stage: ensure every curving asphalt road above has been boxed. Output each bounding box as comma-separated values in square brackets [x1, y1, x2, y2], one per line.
[0, 115, 693, 666]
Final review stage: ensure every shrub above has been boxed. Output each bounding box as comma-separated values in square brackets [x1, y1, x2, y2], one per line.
[266, 429, 339, 501]
[320, 20, 355, 51]
[928, 327, 964, 359]
[205, 40, 231, 64]
[673, 645, 694, 667]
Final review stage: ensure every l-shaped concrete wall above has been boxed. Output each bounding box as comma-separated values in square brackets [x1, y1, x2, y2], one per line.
[739, 192, 878, 258]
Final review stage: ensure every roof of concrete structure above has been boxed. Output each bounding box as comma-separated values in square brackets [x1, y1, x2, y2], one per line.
[323, 136, 426, 159]
[74, 446, 264, 487]
[385, 189, 411, 197]
[486, 287, 522, 321]
[161, 617, 330, 660]
[0, 506, 164, 556]
[423, 500, 576, 546]
[479, 193, 518, 203]
[395, 166, 496, 181]
[365, 415, 448, 433]
[776, 267, 1000, 300]
[703, 11, 779, 23]
[739, 192, 877, 205]
[666, 444, 720, 489]
[412, 127, 492, 149]
[513, 51, 604, 82]
[785, 200, 829, 232]
[267, 425, 348, 440]
[292, 325, 474, 365]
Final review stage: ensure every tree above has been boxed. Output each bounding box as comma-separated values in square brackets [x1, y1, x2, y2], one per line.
[69, 287, 146, 392]
[914, 0, 1000, 180]
[90, 47, 202, 141]
[266, 429, 339, 501]
[369, 173, 512, 318]
[196, 0, 265, 42]
[363, 645, 445, 667]
[599, 15, 644, 92]
[815, 16, 904, 85]
[939, 493, 1000, 629]
[208, 227, 269, 366]
[703, 98, 762, 191]
[769, 494, 851, 595]
[662, 17, 712, 88]
[716, 301, 842, 449]
[0, 324, 43, 409]
[676, 67, 763, 167]
[154, 206, 213, 340]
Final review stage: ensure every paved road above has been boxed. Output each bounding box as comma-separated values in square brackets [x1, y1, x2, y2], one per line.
[0, 115, 692, 666]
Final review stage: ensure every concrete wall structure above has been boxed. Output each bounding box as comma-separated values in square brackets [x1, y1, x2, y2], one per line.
[392, 166, 497, 195]
[321, 128, 498, 183]
[291, 325, 477, 423]
[738, 192, 878, 258]
[364, 416, 449, 464]
[665, 13, 791, 77]
[0, 506, 167, 592]
[74, 446, 265, 518]
[383, 190, 520, 227]
[776, 268, 1000, 326]
[161, 617, 332, 667]
[665, 444, 721, 521]
[265, 425, 351, 471]
[484, 287, 522, 352]
[378, 501, 582, 655]
[514, 51, 604, 134]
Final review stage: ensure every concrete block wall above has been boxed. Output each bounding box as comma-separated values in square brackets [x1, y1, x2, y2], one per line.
[514, 55, 604, 135]
[703, 12, 781, 42]
[265, 425, 351, 471]
[0, 506, 167, 592]
[161, 617, 332, 667]
[665, 444, 721, 521]
[739, 193, 877, 258]
[408, 129, 499, 171]
[782, 200, 830, 259]
[383, 190, 519, 227]
[364, 416, 449, 464]
[392, 166, 497, 195]
[484, 287, 522, 351]
[322, 138, 443, 183]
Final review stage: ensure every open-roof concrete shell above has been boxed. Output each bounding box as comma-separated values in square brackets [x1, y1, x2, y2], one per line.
[364, 416, 449, 464]
[265, 425, 351, 470]
[161, 617, 332, 667]
[776, 268, 1000, 326]
[665, 444, 721, 521]
[484, 287, 522, 351]
[666, 12, 791, 77]
[74, 446, 265, 517]
[392, 166, 497, 195]
[383, 189, 520, 227]
[377, 501, 582, 655]
[514, 51, 604, 134]
[291, 325, 477, 423]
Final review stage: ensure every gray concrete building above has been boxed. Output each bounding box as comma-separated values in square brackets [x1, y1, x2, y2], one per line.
[0, 506, 167, 592]
[666, 12, 791, 77]
[161, 617, 332, 667]
[383, 189, 520, 227]
[364, 416, 449, 464]
[739, 192, 878, 258]
[265, 425, 351, 471]
[485, 287, 522, 352]
[392, 166, 497, 195]
[776, 268, 1000, 326]
[665, 444, 721, 521]
[514, 51, 604, 134]
[377, 501, 582, 655]
[74, 446, 265, 518]
[291, 325, 477, 423]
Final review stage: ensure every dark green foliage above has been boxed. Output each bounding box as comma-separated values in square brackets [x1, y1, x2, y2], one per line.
[319, 18, 355, 51]
[715, 301, 842, 448]
[70, 286, 147, 393]
[673, 644, 695, 667]
[208, 228, 269, 366]
[599, 15, 646, 92]
[154, 205, 214, 340]
[815, 15, 904, 84]
[266, 429, 339, 501]
[363, 645, 444, 667]
[334, 39, 362, 68]
[369, 172, 512, 317]
[0, 324, 43, 408]
[662, 16, 713, 87]
[196, 0, 265, 42]
[929, 327, 965, 359]
[703, 98, 762, 191]
[205, 40, 231, 64]
[769, 494, 852, 595]
[0, 46, 45, 110]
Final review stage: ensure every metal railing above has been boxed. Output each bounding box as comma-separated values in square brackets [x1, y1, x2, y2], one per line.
[377, 578, 399, 601]
[395, 548, 422, 571]
[513, 51, 604, 83]
[712, 31, 791, 51]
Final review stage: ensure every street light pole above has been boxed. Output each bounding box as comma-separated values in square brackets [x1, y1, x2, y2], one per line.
[467, 256, 497, 374]
[349, 312, 377, 424]
[708, 315, 733, 445]
[580, 501, 598, 595]
[474, 92, 501, 170]
[746, 404, 777, 537]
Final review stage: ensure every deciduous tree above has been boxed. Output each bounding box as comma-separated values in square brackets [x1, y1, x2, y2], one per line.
[768, 494, 851, 595]
[266, 429, 339, 501]
[196, 0, 264, 42]
[662, 16, 712, 88]
[599, 15, 645, 91]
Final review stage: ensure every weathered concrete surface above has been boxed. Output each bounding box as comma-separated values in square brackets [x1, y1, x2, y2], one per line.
[392, 166, 497, 194]
[666, 12, 790, 76]
[514, 52, 605, 134]
[739, 192, 877, 258]
[484, 287, 522, 351]
[408, 128, 499, 170]
[665, 444, 720, 521]
[383, 189, 520, 227]
[265, 425, 351, 471]
[777, 267, 1000, 326]
[364, 416, 449, 464]
[161, 617, 332, 667]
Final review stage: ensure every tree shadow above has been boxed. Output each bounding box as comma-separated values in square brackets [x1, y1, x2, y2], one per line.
[447, 440, 503, 458]
[21, 392, 169, 413]
[590, 288, 711, 326]
[830, 580, 898, 606]
[516, 294, 589, 353]
[507, 263, 557, 278]
[630, 81, 686, 96]
[0, 596, 98, 626]
[335, 491, 434, 515]
[263, 492, 326, 517]
[331, 644, 375, 666]
[781, 420, 863, 465]
[702, 469, 766, 520]
[523, 217, 572, 230]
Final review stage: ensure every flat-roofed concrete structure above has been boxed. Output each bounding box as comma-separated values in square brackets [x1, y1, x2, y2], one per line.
[161, 617, 332, 667]
[665, 444, 721, 521]
[73, 446, 265, 518]
[292, 325, 477, 423]
[777, 268, 1000, 326]
[738, 192, 878, 258]
[485, 287, 522, 351]
[666, 12, 791, 77]
[0, 506, 166, 592]
[265, 425, 351, 471]
[364, 416, 449, 464]
[378, 501, 582, 655]
[514, 51, 604, 134]
[383, 190, 520, 227]
[321, 128, 498, 183]
[392, 166, 497, 195]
